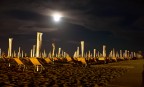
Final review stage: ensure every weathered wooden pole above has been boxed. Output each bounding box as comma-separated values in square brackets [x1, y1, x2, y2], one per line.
[58, 48, 61, 57]
[36, 32, 43, 57]
[103, 45, 106, 57]
[93, 49, 96, 58]
[33, 45, 36, 57]
[81, 41, 84, 57]
[8, 38, 13, 58]
[77, 47, 79, 57]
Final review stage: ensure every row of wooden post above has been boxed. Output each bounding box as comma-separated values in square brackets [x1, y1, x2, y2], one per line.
[0, 32, 138, 60]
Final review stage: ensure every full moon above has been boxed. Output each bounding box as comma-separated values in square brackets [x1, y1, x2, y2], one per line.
[53, 13, 62, 22]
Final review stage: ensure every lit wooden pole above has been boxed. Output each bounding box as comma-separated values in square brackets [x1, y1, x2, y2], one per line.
[112, 48, 115, 58]
[25, 53, 27, 57]
[30, 49, 33, 57]
[120, 50, 123, 58]
[8, 38, 13, 58]
[64, 52, 66, 58]
[80, 41, 87, 66]
[131, 52, 133, 58]
[125, 50, 128, 58]
[56, 53, 58, 57]
[52, 43, 55, 64]
[62, 50, 64, 57]
[77, 47, 79, 57]
[134, 52, 136, 57]
[18, 47, 21, 58]
[90, 53, 92, 58]
[58, 48, 61, 57]
[73, 51, 76, 58]
[52, 43, 55, 57]
[14, 51, 16, 57]
[21, 50, 24, 58]
[88, 50, 91, 58]
[116, 51, 119, 58]
[103, 45, 106, 57]
[36, 32, 43, 58]
[8, 48, 9, 57]
[122, 51, 124, 58]
[128, 51, 130, 59]
[48, 52, 52, 58]
[33, 45, 36, 57]
[41, 52, 43, 58]
[43, 50, 46, 58]
[93, 49, 96, 58]
[109, 50, 112, 58]
[85, 52, 88, 58]
[81, 41, 84, 57]
[97, 51, 100, 57]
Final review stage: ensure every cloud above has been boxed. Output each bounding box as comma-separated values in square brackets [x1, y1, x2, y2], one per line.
[0, 0, 144, 33]
[0, 0, 144, 52]
[19, 26, 58, 32]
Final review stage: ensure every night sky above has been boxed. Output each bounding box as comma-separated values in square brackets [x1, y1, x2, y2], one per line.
[0, 0, 144, 56]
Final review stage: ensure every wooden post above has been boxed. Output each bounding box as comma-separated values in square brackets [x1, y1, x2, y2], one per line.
[81, 41, 84, 57]
[88, 50, 91, 58]
[52, 43, 55, 64]
[64, 52, 66, 58]
[36, 32, 43, 58]
[116, 51, 119, 58]
[21, 50, 24, 58]
[52, 43, 55, 57]
[109, 50, 112, 58]
[131, 52, 133, 58]
[112, 48, 115, 58]
[73, 51, 76, 58]
[14, 51, 16, 57]
[25, 53, 27, 57]
[125, 50, 128, 58]
[77, 47, 79, 57]
[103, 45, 106, 57]
[33, 45, 36, 57]
[61, 50, 63, 57]
[48, 52, 52, 58]
[93, 49, 96, 58]
[8, 38, 13, 58]
[85, 52, 88, 58]
[134, 52, 136, 57]
[8, 48, 9, 58]
[120, 50, 123, 58]
[58, 48, 61, 57]
[18, 47, 21, 58]
[97, 51, 100, 57]
[128, 51, 130, 59]
[43, 50, 46, 58]
[30, 49, 33, 57]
